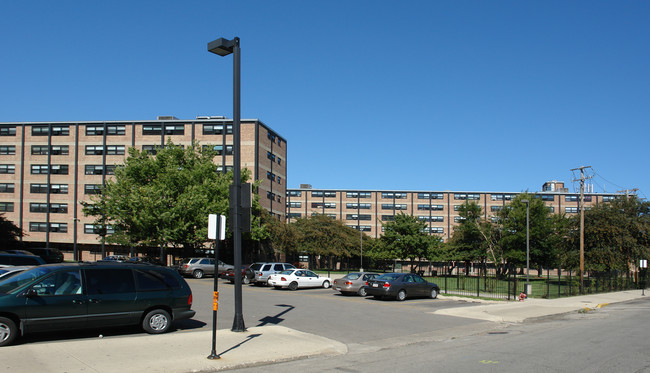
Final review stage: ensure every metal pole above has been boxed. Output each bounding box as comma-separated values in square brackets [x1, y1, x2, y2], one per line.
[360, 229, 363, 272]
[231, 37, 246, 332]
[526, 202, 530, 290]
[208, 233, 220, 359]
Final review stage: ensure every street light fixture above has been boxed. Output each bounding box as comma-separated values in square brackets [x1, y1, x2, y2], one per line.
[208, 36, 245, 332]
[521, 199, 531, 296]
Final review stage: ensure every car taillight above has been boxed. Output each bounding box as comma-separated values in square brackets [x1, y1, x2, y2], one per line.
[188, 293, 193, 306]
[281, 277, 287, 281]
[365, 281, 368, 285]
[345, 281, 353, 285]
[383, 283, 391, 288]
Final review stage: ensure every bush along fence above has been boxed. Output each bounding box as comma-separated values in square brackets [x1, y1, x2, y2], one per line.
[356, 260, 647, 300]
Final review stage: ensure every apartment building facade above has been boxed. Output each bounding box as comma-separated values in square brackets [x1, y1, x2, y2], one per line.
[285, 181, 618, 241]
[0, 116, 286, 255]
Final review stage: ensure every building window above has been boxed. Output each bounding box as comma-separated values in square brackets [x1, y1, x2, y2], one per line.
[288, 190, 302, 197]
[32, 125, 69, 136]
[0, 126, 16, 136]
[346, 191, 371, 198]
[203, 124, 232, 135]
[277, 157, 282, 166]
[86, 145, 124, 155]
[382, 204, 406, 210]
[29, 203, 68, 213]
[454, 193, 480, 200]
[0, 146, 15, 155]
[0, 202, 13, 212]
[288, 202, 301, 208]
[142, 145, 159, 155]
[490, 206, 503, 212]
[267, 171, 275, 181]
[30, 184, 68, 194]
[267, 151, 276, 162]
[417, 216, 444, 222]
[538, 194, 555, 201]
[311, 191, 323, 197]
[323, 191, 336, 198]
[454, 216, 466, 222]
[381, 215, 395, 221]
[565, 195, 578, 202]
[84, 224, 115, 235]
[565, 207, 578, 213]
[346, 214, 371, 221]
[143, 124, 162, 135]
[424, 227, 444, 234]
[86, 124, 125, 135]
[602, 196, 616, 202]
[418, 193, 443, 199]
[205, 145, 233, 155]
[85, 184, 102, 194]
[29, 222, 68, 233]
[85, 165, 104, 175]
[417, 204, 443, 211]
[0, 183, 14, 193]
[0, 165, 15, 174]
[491, 194, 514, 201]
[381, 192, 407, 199]
[164, 124, 185, 135]
[31, 165, 68, 174]
[287, 213, 302, 219]
[346, 203, 371, 209]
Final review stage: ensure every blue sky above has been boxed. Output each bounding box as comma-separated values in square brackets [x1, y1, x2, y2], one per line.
[1, 1, 648, 198]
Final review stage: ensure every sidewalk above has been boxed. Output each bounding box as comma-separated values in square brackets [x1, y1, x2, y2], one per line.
[435, 289, 647, 323]
[1, 290, 645, 372]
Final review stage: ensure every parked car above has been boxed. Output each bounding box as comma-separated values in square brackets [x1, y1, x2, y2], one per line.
[252, 262, 296, 286]
[1, 250, 37, 256]
[267, 269, 332, 290]
[0, 262, 195, 347]
[100, 255, 129, 262]
[25, 247, 64, 263]
[365, 273, 440, 301]
[0, 253, 46, 266]
[222, 264, 251, 284]
[332, 272, 380, 296]
[177, 258, 234, 279]
[128, 256, 163, 265]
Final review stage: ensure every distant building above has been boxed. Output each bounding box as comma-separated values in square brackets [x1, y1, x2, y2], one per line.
[0, 116, 286, 258]
[285, 181, 618, 241]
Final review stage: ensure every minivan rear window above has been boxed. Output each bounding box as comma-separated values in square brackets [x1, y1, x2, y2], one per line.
[135, 269, 180, 290]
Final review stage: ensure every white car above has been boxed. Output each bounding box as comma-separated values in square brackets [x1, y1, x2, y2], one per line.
[267, 269, 332, 290]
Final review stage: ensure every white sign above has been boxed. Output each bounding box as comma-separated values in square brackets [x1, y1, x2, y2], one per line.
[641, 259, 648, 269]
[208, 214, 226, 241]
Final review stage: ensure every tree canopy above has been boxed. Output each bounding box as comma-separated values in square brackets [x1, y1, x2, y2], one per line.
[0, 214, 22, 247]
[82, 142, 262, 254]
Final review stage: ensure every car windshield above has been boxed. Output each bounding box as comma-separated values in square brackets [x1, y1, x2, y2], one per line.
[375, 273, 402, 282]
[0, 266, 59, 294]
[344, 273, 361, 280]
[279, 270, 294, 275]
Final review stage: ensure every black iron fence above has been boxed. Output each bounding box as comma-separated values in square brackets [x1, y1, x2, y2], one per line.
[351, 260, 646, 300]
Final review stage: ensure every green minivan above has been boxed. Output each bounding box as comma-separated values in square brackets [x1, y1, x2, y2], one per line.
[0, 262, 195, 347]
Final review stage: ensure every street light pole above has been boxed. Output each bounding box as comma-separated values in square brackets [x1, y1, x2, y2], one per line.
[521, 199, 530, 295]
[208, 36, 246, 332]
[360, 228, 363, 272]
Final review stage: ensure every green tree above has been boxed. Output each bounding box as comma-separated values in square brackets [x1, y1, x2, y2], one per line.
[449, 202, 489, 261]
[82, 142, 257, 256]
[498, 194, 561, 272]
[379, 213, 441, 269]
[0, 214, 22, 247]
[574, 196, 650, 271]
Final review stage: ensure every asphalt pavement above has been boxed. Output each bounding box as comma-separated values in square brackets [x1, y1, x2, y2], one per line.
[1, 290, 645, 372]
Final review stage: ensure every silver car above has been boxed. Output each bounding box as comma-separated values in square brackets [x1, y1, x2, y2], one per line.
[253, 262, 296, 285]
[178, 258, 234, 279]
[333, 272, 380, 296]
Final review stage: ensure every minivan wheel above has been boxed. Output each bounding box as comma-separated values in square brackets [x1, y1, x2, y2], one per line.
[0, 317, 18, 347]
[143, 309, 171, 334]
[192, 270, 204, 279]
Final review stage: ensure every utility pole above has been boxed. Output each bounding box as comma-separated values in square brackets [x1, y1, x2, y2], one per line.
[571, 165, 592, 294]
[617, 188, 639, 200]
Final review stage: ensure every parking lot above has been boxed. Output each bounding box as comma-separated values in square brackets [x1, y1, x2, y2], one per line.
[179, 277, 484, 345]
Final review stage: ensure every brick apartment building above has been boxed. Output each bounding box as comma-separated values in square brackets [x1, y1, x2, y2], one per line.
[286, 181, 618, 241]
[0, 116, 287, 259]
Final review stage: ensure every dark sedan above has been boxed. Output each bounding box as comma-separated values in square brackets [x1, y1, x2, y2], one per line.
[365, 273, 440, 301]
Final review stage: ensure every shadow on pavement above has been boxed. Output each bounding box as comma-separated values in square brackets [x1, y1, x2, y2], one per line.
[257, 304, 295, 326]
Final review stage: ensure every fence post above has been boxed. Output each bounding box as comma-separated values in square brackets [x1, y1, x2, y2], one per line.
[546, 267, 550, 299]
[558, 268, 561, 298]
[476, 271, 480, 298]
[444, 264, 448, 295]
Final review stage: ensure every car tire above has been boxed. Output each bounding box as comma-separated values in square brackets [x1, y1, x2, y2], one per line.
[142, 309, 171, 334]
[243, 276, 250, 285]
[358, 287, 367, 297]
[288, 281, 299, 291]
[322, 280, 331, 289]
[396, 289, 407, 301]
[430, 288, 438, 299]
[192, 270, 204, 279]
[0, 316, 18, 347]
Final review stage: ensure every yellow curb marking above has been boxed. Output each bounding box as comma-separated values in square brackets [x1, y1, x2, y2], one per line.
[596, 303, 609, 308]
[480, 360, 500, 364]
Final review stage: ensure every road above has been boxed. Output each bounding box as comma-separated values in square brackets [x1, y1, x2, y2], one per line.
[179, 277, 485, 344]
[230, 297, 650, 372]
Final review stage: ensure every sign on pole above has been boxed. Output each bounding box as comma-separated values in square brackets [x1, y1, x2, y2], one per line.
[208, 214, 226, 241]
